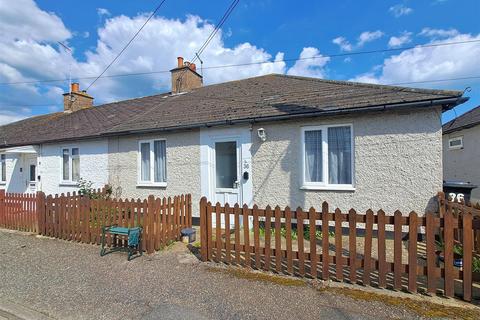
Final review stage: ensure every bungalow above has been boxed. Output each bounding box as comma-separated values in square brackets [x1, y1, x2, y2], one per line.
[0, 57, 468, 215]
[442, 105, 480, 203]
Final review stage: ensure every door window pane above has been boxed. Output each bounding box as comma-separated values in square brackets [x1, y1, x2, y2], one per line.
[140, 142, 151, 182]
[62, 149, 69, 180]
[29, 164, 36, 182]
[215, 142, 237, 189]
[328, 126, 352, 184]
[1, 154, 5, 182]
[154, 140, 166, 182]
[304, 130, 323, 182]
[72, 148, 80, 181]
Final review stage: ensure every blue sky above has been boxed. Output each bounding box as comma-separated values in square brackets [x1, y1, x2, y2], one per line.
[0, 0, 479, 125]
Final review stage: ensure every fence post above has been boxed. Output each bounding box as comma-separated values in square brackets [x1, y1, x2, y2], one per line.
[0, 189, 4, 228]
[200, 197, 208, 262]
[36, 191, 46, 235]
[463, 207, 473, 302]
[147, 195, 155, 254]
[437, 191, 446, 219]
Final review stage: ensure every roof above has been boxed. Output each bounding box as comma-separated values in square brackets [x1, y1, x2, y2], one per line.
[443, 105, 480, 134]
[0, 74, 467, 148]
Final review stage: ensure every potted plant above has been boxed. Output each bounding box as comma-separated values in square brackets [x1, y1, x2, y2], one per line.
[435, 240, 463, 268]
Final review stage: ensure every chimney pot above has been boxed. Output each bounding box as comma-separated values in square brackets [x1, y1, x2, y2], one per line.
[177, 56, 184, 68]
[170, 56, 202, 93]
[71, 82, 79, 92]
[63, 83, 93, 112]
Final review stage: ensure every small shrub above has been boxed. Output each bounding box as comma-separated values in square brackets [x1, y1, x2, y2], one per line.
[473, 257, 480, 273]
[78, 178, 112, 200]
[257, 223, 334, 240]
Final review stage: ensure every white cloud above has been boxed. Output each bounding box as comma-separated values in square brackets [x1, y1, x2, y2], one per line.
[286, 47, 330, 78]
[351, 32, 480, 86]
[332, 37, 352, 52]
[333, 30, 384, 52]
[357, 30, 384, 47]
[0, 0, 71, 42]
[97, 8, 111, 17]
[0, 112, 26, 125]
[419, 27, 459, 38]
[0, 3, 332, 125]
[389, 4, 413, 17]
[388, 32, 412, 48]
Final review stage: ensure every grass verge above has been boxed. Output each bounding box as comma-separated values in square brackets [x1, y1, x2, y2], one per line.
[320, 286, 480, 319]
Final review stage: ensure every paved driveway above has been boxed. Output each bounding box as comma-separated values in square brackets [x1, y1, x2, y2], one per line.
[0, 230, 432, 319]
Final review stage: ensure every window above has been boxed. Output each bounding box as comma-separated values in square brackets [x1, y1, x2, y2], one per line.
[448, 136, 463, 150]
[62, 147, 80, 182]
[0, 154, 6, 182]
[215, 141, 238, 189]
[29, 164, 36, 182]
[302, 125, 354, 190]
[138, 139, 167, 185]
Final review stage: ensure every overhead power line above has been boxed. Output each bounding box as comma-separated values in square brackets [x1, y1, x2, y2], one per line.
[1, 39, 479, 87]
[173, 0, 240, 88]
[85, 0, 168, 91]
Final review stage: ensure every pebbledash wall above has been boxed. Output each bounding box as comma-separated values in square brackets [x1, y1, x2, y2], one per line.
[38, 139, 109, 195]
[106, 107, 443, 216]
[443, 124, 480, 203]
[107, 130, 202, 212]
[251, 107, 443, 215]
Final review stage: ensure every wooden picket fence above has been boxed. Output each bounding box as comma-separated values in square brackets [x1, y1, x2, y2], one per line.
[0, 191, 38, 233]
[200, 193, 480, 302]
[40, 193, 192, 253]
[0, 189, 192, 254]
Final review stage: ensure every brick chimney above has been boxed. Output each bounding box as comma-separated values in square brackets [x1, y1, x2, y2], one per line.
[170, 56, 203, 93]
[63, 82, 93, 113]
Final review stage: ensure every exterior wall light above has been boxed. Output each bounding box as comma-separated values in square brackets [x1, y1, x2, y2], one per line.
[257, 128, 267, 142]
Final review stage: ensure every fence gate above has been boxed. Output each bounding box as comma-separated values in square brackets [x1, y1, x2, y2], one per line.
[0, 190, 39, 233]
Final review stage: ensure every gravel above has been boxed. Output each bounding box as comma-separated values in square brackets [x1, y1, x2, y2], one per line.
[0, 230, 422, 320]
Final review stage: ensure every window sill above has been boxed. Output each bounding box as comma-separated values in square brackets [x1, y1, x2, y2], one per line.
[301, 185, 356, 191]
[59, 181, 78, 187]
[136, 182, 167, 188]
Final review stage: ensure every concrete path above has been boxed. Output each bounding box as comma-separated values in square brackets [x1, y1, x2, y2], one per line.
[0, 229, 440, 319]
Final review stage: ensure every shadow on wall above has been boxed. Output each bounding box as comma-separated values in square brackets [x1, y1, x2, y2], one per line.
[250, 121, 306, 210]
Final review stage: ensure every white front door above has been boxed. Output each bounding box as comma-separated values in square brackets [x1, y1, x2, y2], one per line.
[201, 126, 253, 208]
[213, 140, 241, 205]
[25, 155, 37, 193]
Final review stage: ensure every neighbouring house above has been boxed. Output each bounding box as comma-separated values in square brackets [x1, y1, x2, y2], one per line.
[442, 105, 480, 203]
[0, 57, 469, 216]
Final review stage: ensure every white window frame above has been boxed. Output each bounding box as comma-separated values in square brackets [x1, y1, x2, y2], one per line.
[448, 136, 463, 150]
[301, 124, 355, 191]
[60, 147, 80, 185]
[0, 153, 6, 184]
[137, 139, 167, 187]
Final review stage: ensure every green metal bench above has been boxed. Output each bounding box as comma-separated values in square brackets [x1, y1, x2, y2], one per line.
[100, 225, 142, 261]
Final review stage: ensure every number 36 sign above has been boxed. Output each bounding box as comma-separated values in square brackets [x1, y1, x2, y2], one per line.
[448, 193, 465, 203]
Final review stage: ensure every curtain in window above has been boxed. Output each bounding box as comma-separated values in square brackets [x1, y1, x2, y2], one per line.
[1, 154, 5, 182]
[304, 130, 323, 182]
[154, 140, 166, 182]
[140, 143, 150, 181]
[72, 148, 80, 181]
[62, 149, 69, 181]
[328, 126, 352, 184]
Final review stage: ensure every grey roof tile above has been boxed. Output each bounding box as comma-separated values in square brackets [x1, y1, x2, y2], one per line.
[443, 105, 480, 134]
[0, 74, 465, 148]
